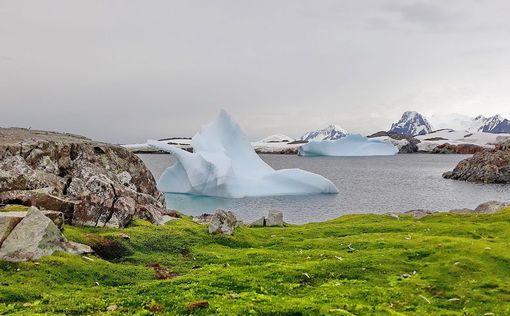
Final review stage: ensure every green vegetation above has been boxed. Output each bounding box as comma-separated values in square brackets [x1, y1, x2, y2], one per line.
[1, 208, 510, 315]
[0, 205, 29, 212]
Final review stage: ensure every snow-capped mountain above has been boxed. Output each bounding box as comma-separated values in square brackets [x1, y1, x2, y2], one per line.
[300, 125, 348, 141]
[428, 113, 510, 134]
[476, 115, 510, 133]
[389, 111, 432, 136]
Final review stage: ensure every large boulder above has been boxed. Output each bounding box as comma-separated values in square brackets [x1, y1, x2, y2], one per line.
[266, 210, 284, 227]
[208, 210, 242, 235]
[0, 127, 170, 227]
[443, 147, 510, 183]
[0, 207, 92, 262]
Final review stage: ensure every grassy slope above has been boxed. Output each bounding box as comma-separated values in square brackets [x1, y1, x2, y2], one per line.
[1, 209, 510, 315]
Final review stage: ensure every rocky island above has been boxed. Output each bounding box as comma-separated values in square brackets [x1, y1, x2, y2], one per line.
[443, 137, 510, 183]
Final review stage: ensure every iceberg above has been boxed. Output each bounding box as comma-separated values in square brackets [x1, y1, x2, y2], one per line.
[298, 134, 398, 157]
[148, 110, 338, 198]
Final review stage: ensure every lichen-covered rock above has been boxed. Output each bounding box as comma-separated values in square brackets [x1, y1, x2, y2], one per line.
[208, 210, 242, 235]
[0, 127, 170, 227]
[443, 147, 510, 183]
[0, 207, 92, 262]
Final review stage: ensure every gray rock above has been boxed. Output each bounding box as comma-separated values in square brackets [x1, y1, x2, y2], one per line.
[266, 210, 284, 226]
[62, 241, 94, 255]
[0, 207, 91, 262]
[0, 214, 23, 246]
[474, 201, 509, 214]
[208, 210, 242, 235]
[249, 216, 266, 227]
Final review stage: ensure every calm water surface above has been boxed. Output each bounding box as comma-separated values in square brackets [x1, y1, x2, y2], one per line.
[138, 154, 510, 224]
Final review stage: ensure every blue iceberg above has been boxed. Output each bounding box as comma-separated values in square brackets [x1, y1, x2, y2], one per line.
[298, 134, 398, 157]
[148, 110, 338, 198]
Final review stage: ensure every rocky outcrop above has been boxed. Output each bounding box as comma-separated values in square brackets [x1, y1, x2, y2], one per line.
[367, 131, 420, 153]
[0, 207, 92, 262]
[443, 147, 510, 183]
[432, 143, 485, 154]
[208, 210, 242, 235]
[0, 127, 171, 227]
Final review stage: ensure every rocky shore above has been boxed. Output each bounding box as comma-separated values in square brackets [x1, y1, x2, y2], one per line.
[443, 138, 510, 183]
[0, 128, 173, 228]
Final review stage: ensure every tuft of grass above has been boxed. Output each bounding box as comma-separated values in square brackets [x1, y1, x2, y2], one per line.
[0, 205, 29, 212]
[1, 208, 510, 315]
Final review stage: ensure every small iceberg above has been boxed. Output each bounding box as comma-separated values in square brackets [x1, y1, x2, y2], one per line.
[148, 110, 338, 198]
[298, 134, 398, 157]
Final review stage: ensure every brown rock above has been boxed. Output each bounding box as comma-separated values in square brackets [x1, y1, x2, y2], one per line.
[443, 147, 510, 183]
[433, 143, 485, 154]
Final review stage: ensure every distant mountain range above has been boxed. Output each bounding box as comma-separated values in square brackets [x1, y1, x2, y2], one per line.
[389, 112, 510, 136]
[300, 124, 348, 141]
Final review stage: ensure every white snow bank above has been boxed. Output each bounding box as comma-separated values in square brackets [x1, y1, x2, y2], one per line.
[148, 110, 338, 198]
[298, 134, 398, 157]
[415, 130, 510, 152]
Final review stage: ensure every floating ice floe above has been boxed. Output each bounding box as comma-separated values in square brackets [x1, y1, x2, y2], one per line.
[148, 110, 338, 198]
[298, 134, 398, 157]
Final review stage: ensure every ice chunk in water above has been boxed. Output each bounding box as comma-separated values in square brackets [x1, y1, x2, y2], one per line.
[298, 134, 398, 157]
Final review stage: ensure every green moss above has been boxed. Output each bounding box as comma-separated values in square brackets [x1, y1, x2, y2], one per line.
[0, 205, 29, 212]
[1, 208, 510, 315]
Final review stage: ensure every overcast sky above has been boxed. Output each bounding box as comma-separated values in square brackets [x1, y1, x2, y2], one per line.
[1, 0, 510, 143]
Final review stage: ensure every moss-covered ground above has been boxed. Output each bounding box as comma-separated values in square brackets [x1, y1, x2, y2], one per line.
[1, 208, 510, 315]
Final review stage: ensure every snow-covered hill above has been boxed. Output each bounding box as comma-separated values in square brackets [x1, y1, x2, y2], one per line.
[389, 111, 432, 136]
[256, 134, 294, 143]
[300, 125, 348, 141]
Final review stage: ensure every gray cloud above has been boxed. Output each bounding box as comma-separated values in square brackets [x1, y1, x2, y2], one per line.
[1, 0, 510, 143]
